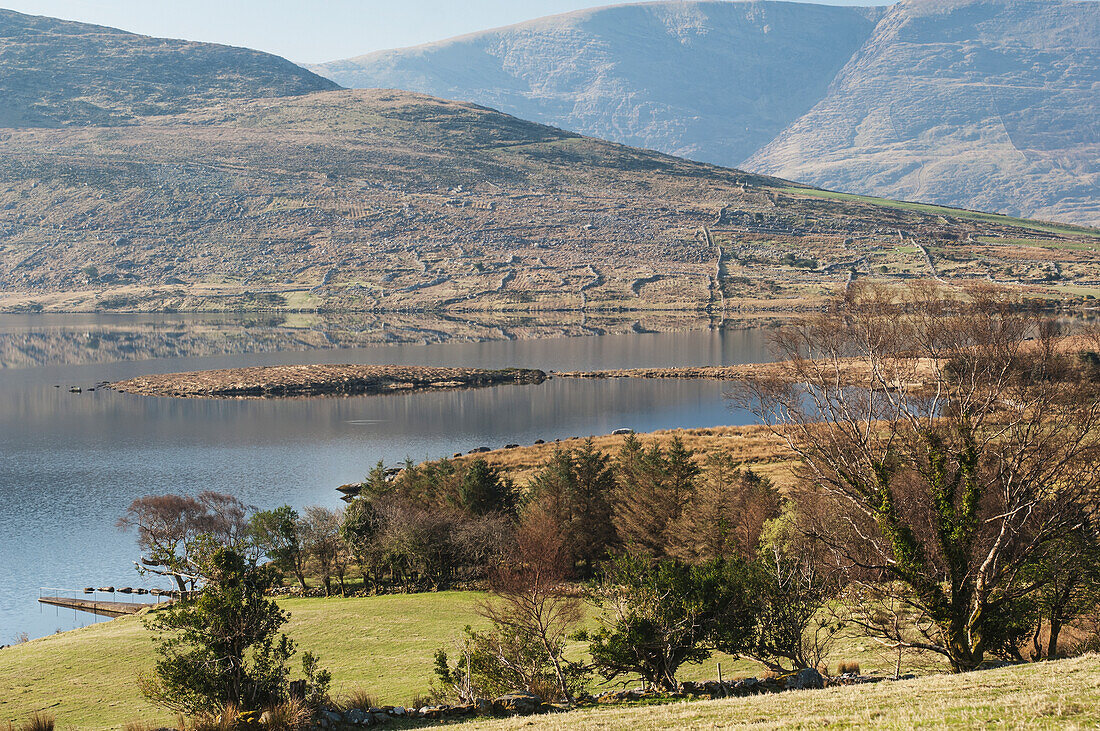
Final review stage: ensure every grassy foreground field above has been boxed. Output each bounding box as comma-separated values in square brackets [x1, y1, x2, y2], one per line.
[0, 591, 770, 728]
[460, 654, 1100, 730]
[2, 588, 1094, 728]
[1, 586, 942, 729]
[1, 593, 489, 728]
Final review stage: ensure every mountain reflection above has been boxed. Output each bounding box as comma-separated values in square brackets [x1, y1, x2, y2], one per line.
[0, 312, 766, 369]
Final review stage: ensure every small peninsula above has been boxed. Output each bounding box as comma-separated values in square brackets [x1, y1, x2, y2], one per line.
[109, 364, 548, 399]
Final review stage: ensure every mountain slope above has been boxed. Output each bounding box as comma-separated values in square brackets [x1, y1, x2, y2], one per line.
[3, 89, 1098, 314]
[0, 8, 338, 127]
[313, 1, 884, 169]
[314, 0, 1100, 227]
[746, 0, 1100, 227]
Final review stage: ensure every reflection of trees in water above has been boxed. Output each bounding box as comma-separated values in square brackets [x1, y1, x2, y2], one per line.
[0, 312, 728, 368]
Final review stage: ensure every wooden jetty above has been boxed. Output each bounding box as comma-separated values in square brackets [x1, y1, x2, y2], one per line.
[38, 596, 164, 618]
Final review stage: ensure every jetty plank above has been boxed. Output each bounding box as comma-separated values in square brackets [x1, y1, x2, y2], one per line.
[38, 596, 161, 617]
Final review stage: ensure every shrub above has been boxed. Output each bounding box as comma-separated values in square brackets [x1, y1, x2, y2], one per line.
[140, 549, 297, 714]
[435, 624, 587, 703]
[583, 554, 759, 691]
[19, 713, 54, 731]
[836, 660, 861, 675]
[299, 651, 332, 710]
[743, 509, 841, 673]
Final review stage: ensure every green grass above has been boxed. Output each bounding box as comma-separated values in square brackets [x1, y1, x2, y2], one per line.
[0, 592, 489, 729]
[462, 654, 1100, 729]
[278, 592, 491, 704]
[782, 187, 1100, 239]
[975, 236, 1100, 252]
[1, 590, 943, 729]
[1047, 284, 1100, 299]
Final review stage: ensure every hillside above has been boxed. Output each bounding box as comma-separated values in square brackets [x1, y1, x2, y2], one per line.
[313, 0, 1100, 228]
[746, 0, 1100, 228]
[0, 8, 338, 127]
[314, 1, 884, 170]
[2, 86, 1099, 314]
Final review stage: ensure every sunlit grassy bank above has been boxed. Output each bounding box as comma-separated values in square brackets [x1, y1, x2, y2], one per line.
[1, 588, 943, 729]
[4, 590, 1093, 729]
[459, 654, 1100, 730]
[1, 593, 486, 728]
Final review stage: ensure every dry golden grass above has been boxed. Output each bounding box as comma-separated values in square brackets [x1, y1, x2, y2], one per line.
[461, 654, 1100, 730]
[451, 425, 799, 488]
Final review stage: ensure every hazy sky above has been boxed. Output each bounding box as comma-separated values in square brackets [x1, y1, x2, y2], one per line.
[2, 0, 891, 63]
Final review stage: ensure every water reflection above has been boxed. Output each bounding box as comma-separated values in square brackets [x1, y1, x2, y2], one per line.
[0, 314, 775, 640]
[0, 311, 778, 369]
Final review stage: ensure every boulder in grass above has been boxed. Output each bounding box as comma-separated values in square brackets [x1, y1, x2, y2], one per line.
[492, 692, 547, 715]
[785, 667, 825, 690]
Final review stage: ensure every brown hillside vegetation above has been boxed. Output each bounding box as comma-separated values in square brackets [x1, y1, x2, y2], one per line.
[0, 8, 337, 128]
[2, 87, 1099, 313]
[449, 426, 798, 489]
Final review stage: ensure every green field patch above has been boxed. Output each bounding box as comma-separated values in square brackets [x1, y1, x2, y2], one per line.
[976, 236, 1100, 252]
[782, 187, 1100, 239]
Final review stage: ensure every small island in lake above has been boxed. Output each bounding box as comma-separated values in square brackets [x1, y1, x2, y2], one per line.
[109, 364, 548, 399]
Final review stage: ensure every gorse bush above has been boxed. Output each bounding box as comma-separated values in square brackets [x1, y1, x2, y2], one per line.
[583, 554, 759, 691]
[140, 548, 328, 715]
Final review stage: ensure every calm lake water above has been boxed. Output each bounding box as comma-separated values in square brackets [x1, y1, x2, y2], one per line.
[0, 314, 772, 640]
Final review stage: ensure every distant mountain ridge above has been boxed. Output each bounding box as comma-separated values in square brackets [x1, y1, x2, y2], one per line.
[745, 0, 1100, 227]
[315, 1, 884, 172]
[313, 0, 1100, 226]
[0, 8, 338, 127]
[1, 8, 1098, 315]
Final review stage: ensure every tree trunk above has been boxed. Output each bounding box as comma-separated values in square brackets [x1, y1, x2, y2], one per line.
[946, 620, 983, 672]
[1047, 618, 1063, 660]
[540, 630, 573, 704]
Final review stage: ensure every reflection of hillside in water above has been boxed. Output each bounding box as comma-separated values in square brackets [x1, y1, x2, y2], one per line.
[0, 312, 758, 369]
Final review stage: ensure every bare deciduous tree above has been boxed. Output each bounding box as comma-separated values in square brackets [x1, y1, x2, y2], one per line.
[300, 505, 344, 597]
[118, 491, 252, 592]
[478, 507, 584, 703]
[735, 283, 1100, 671]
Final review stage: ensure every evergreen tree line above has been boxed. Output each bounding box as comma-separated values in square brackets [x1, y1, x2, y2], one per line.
[246, 434, 782, 593]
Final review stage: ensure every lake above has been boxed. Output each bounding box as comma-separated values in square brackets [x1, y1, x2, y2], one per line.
[0, 313, 773, 640]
